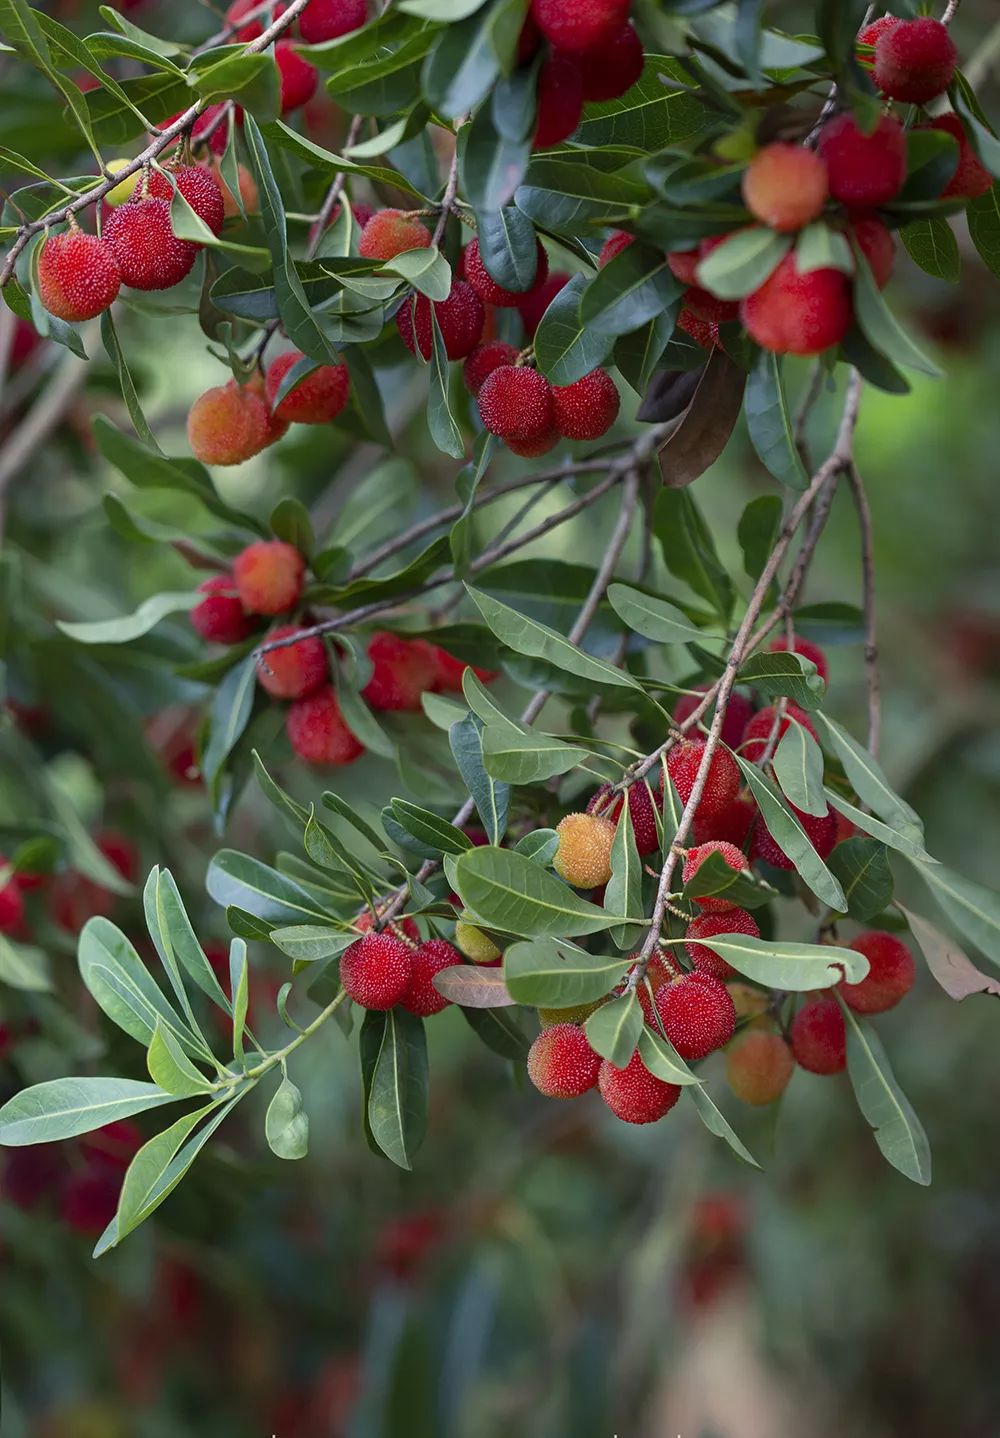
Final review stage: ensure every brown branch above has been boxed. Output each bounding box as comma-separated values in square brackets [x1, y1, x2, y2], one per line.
[431, 137, 462, 248]
[846, 460, 881, 757]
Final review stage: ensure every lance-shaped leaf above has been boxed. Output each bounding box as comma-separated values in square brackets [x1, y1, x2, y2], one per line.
[481, 726, 591, 783]
[454, 847, 620, 938]
[826, 791, 935, 865]
[467, 586, 640, 690]
[0, 1077, 179, 1147]
[146, 1021, 215, 1098]
[738, 649, 825, 710]
[814, 713, 922, 836]
[840, 1001, 931, 1185]
[607, 582, 720, 646]
[911, 859, 1000, 968]
[585, 991, 642, 1067]
[207, 850, 337, 926]
[605, 797, 644, 950]
[827, 838, 894, 923]
[683, 849, 777, 909]
[773, 719, 828, 816]
[658, 348, 747, 490]
[736, 759, 846, 910]
[56, 590, 201, 644]
[637, 1027, 700, 1086]
[687, 1085, 761, 1168]
[367, 1007, 429, 1171]
[503, 939, 631, 1007]
[692, 934, 868, 991]
[744, 350, 808, 490]
[450, 712, 510, 844]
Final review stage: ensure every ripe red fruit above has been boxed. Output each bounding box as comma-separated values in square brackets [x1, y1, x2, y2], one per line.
[233, 540, 305, 616]
[478, 364, 554, 446]
[586, 779, 659, 857]
[340, 931, 412, 1010]
[874, 16, 956, 103]
[675, 235, 740, 324]
[742, 143, 829, 233]
[462, 340, 520, 396]
[692, 795, 757, 850]
[276, 41, 318, 114]
[599, 230, 634, 268]
[682, 841, 748, 913]
[677, 308, 719, 349]
[358, 208, 431, 261]
[651, 972, 736, 1060]
[144, 164, 225, 237]
[527, 1022, 601, 1097]
[356, 913, 419, 947]
[818, 113, 907, 208]
[255, 624, 328, 700]
[264, 349, 350, 424]
[190, 575, 254, 645]
[37, 231, 120, 322]
[685, 908, 760, 981]
[531, 0, 631, 53]
[672, 688, 753, 751]
[790, 993, 846, 1075]
[857, 14, 899, 64]
[401, 938, 462, 1018]
[464, 237, 548, 307]
[299, 0, 369, 44]
[750, 802, 838, 870]
[104, 198, 198, 290]
[926, 113, 993, 200]
[0, 868, 25, 936]
[426, 644, 497, 690]
[740, 252, 852, 356]
[850, 216, 896, 290]
[287, 687, 364, 765]
[506, 425, 561, 458]
[666, 738, 741, 820]
[187, 380, 269, 465]
[226, 0, 288, 40]
[741, 702, 819, 763]
[574, 22, 645, 101]
[551, 368, 620, 440]
[767, 634, 828, 682]
[840, 929, 916, 1014]
[726, 1028, 794, 1106]
[396, 281, 485, 361]
[533, 55, 584, 149]
[517, 270, 570, 335]
[362, 631, 436, 711]
[598, 1051, 681, 1124]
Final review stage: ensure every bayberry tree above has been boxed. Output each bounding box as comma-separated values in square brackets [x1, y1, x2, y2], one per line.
[2, 0, 1000, 1266]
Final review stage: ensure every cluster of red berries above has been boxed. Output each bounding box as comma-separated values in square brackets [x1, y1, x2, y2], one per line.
[218, 0, 369, 118]
[519, 0, 645, 149]
[339, 916, 462, 1018]
[190, 539, 496, 765]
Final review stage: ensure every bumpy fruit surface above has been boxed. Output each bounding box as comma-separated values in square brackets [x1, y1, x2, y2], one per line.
[527, 1023, 601, 1097]
[361, 631, 436, 712]
[358, 208, 431, 261]
[299, 0, 369, 43]
[667, 739, 741, 821]
[927, 113, 993, 200]
[651, 972, 736, 1060]
[531, 0, 631, 53]
[426, 644, 497, 691]
[144, 164, 225, 236]
[741, 702, 818, 762]
[402, 938, 461, 1018]
[598, 1051, 681, 1124]
[575, 23, 645, 101]
[517, 270, 569, 335]
[533, 55, 584, 149]
[264, 350, 350, 424]
[857, 14, 899, 63]
[767, 634, 829, 682]
[340, 931, 412, 1010]
[740, 253, 851, 356]
[37, 232, 120, 322]
[726, 1028, 794, 1106]
[818, 113, 906, 208]
[850, 216, 896, 290]
[276, 40, 318, 113]
[551, 369, 620, 440]
[553, 812, 616, 889]
[104, 198, 198, 290]
[873, 16, 956, 103]
[463, 341, 520, 396]
[187, 381, 269, 465]
[464, 237, 548, 307]
[677, 308, 719, 349]
[790, 993, 846, 1074]
[233, 540, 305, 616]
[190, 575, 254, 645]
[454, 920, 501, 965]
[839, 929, 916, 1014]
[742, 143, 829, 232]
[692, 795, 757, 850]
[396, 281, 485, 361]
[672, 688, 753, 751]
[750, 802, 838, 870]
[586, 779, 659, 857]
[286, 687, 363, 765]
[685, 908, 760, 980]
[478, 365, 554, 445]
[255, 624, 327, 700]
[682, 841, 748, 913]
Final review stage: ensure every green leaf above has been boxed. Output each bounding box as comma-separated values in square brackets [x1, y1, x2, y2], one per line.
[584, 991, 642, 1067]
[461, 1004, 530, 1058]
[481, 726, 590, 783]
[207, 850, 336, 926]
[653, 488, 733, 619]
[426, 307, 465, 458]
[900, 218, 960, 284]
[737, 493, 782, 583]
[270, 925, 353, 963]
[607, 582, 717, 646]
[576, 53, 710, 151]
[637, 1027, 699, 1086]
[56, 591, 200, 644]
[827, 838, 894, 922]
[368, 1007, 428, 1170]
[614, 308, 678, 394]
[814, 713, 922, 837]
[841, 1002, 931, 1185]
[695, 227, 790, 299]
[449, 712, 509, 844]
[100, 311, 159, 448]
[532, 273, 614, 386]
[825, 790, 936, 865]
[467, 586, 640, 690]
[687, 1085, 761, 1168]
[422, 9, 500, 116]
[382, 244, 452, 301]
[0, 935, 52, 992]
[683, 849, 776, 909]
[912, 859, 1000, 968]
[265, 1075, 310, 1160]
[146, 1020, 214, 1098]
[737, 649, 825, 710]
[516, 160, 646, 235]
[475, 207, 538, 293]
[735, 759, 846, 910]
[605, 795, 644, 950]
[389, 799, 474, 856]
[966, 185, 1000, 281]
[0, 1077, 178, 1146]
[459, 97, 531, 211]
[503, 939, 630, 1006]
[744, 351, 808, 490]
[697, 934, 868, 990]
[579, 242, 681, 337]
[795, 221, 853, 276]
[851, 246, 943, 378]
[201, 655, 257, 798]
[454, 846, 619, 938]
[773, 719, 827, 817]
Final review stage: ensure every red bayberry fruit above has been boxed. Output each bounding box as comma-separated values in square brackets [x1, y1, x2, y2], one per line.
[554, 812, 616, 889]
[741, 702, 819, 763]
[462, 341, 520, 396]
[264, 349, 350, 423]
[598, 1050, 681, 1124]
[586, 778, 660, 857]
[427, 645, 497, 690]
[818, 113, 907, 208]
[533, 55, 584, 149]
[233, 540, 305, 615]
[299, 0, 369, 43]
[574, 22, 644, 101]
[531, 0, 631, 54]
[599, 230, 634, 268]
[672, 689, 754, 751]
[850, 215, 897, 290]
[275, 40, 318, 113]
[741, 252, 852, 356]
[839, 930, 916, 1014]
[692, 795, 758, 850]
[685, 908, 760, 981]
[361, 631, 436, 711]
[464, 237, 548, 307]
[666, 739, 741, 820]
[767, 634, 829, 682]
[726, 1028, 794, 1106]
[187, 380, 269, 465]
[358, 208, 431, 261]
[790, 993, 846, 1074]
[190, 575, 254, 645]
[255, 624, 328, 700]
[742, 143, 829, 233]
[857, 14, 899, 65]
[926, 112, 993, 200]
[677, 308, 720, 349]
[396, 281, 485, 361]
[506, 425, 561, 457]
[874, 16, 956, 103]
[527, 1022, 601, 1097]
[551, 368, 620, 440]
[402, 938, 462, 1018]
[0, 868, 25, 935]
[516, 269, 570, 335]
[104, 198, 198, 290]
[478, 364, 554, 445]
[750, 802, 838, 870]
[37, 231, 120, 322]
[651, 972, 736, 1060]
[682, 841, 748, 913]
[144, 164, 225, 237]
[225, 0, 288, 39]
[340, 931, 412, 1010]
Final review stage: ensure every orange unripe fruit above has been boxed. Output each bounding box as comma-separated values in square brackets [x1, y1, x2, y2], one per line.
[553, 812, 616, 889]
[742, 143, 828, 233]
[527, 1022, 601, 1097]
[650, 971, 736, 1060]
[37, 231, 120, 322]
[286, 686, 363, 765]
[358, 208, 431, 261]
[817, 113, 906, 209]
[264, 349, 350, 424]
[255, 624, 328, 700]
[839, 930, 915, 1014]
[454, 921, 501, 965]
[401, 938, 462, 1018]
[740, 253, 852, 357]
[340, 931, 412, 1010]
[682, 841, 748, 914]
[187, 381, 269, 466]
[873, 16, 956, 104]
[685, 908, 760, 980]
[790, 993, 846, 1075]
[190, 575, 254, 645]
[726, 1027, 794, 1106]
[598, 1051, 681, 1124]
[233, 540, 305, 615]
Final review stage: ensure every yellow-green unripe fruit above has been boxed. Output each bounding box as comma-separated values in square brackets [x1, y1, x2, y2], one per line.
[726, 981, 770, 1021]
[538, 1000, 602, 1028]
[104, 158, 141, 208]
[455, 920, 501, 965]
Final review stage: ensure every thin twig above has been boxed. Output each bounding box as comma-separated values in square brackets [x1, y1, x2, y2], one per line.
[845, 460, 881, 757]
[431, 138, 462, 248]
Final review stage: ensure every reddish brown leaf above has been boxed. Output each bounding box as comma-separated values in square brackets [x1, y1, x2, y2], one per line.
[432, 965, 514, 1008]
[658, 347, 747, 488]
[899, 904, 1000, 1001]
